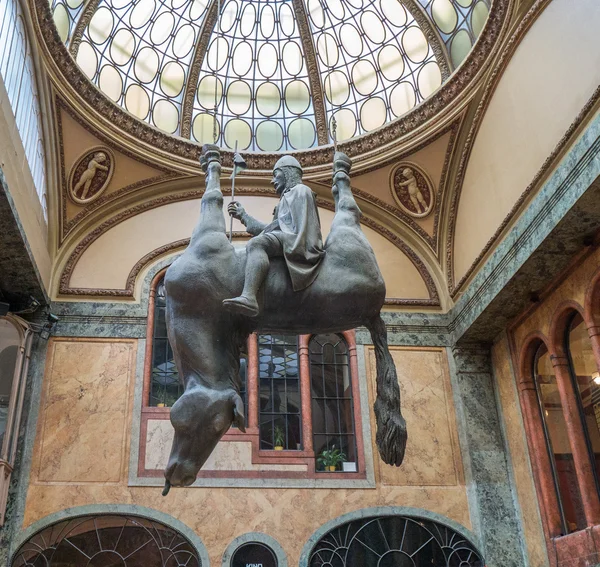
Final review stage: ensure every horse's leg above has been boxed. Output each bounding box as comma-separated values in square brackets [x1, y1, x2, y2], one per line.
[331, 152, 362, 227]
[191, 144, 227, 240]
[366, 313, 407, 466]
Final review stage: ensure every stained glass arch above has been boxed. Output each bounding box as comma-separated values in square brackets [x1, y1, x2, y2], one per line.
[50, 0, 491, 151]
[11, 514, 204, 567]
[304, 512, 484, 567]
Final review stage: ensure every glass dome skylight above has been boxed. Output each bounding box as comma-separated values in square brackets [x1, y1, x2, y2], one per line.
[51, 0, 490, 152]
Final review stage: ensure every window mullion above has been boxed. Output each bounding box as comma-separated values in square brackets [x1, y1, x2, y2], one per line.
[247, 333, 259, 430]
[299, 334, 313, 454]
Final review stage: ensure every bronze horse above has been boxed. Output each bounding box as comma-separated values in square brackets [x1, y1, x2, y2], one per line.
[163, 145, 406, 492]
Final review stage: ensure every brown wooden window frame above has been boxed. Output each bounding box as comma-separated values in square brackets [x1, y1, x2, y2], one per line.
[139, 269, 366, 480]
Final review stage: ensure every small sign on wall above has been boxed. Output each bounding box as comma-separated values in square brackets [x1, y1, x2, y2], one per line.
[231, 542, 278, 567]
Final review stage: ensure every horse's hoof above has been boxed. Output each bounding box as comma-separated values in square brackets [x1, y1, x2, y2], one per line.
[222, 296, 259, 317]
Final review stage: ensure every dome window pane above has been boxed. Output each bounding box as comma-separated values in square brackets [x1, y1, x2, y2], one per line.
[197, 75, 223, 109]
[256, 120, 284, 151]
[125, 83, 150, 119]
[260, 4, 276, 38]
[192, 112, 219, 144]
[89, 7, 113, 44]
[339, 23, 362, 58]
[361, 11, 386, 44]
[258, 43, 278, 78]
[52, 3, 70, 43]
[77, 41, 98, 79]
[432, 0, 458, 34]
[224, 118, 252, 150]
[150, 12, 175, 45]
[161, 61, 185, 97]
[99, 64, 123, 101]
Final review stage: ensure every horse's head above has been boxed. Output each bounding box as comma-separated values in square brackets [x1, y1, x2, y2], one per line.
[163, 384, 245, 490]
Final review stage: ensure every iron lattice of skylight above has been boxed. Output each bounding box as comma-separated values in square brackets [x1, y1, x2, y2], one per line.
[51, 0, 490, 152]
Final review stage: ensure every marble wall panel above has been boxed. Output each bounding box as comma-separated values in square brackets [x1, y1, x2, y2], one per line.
[23, 483, 471, 567]
[366, 346, 464, 487]
[145, 420, 306, 472]
[492, 335, 550, 567]
[33, 339, 136, 483]
[23, 339, 471, 567]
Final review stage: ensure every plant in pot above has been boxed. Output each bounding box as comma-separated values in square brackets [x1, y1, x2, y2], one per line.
[317, 446, 346, 472]
[273, 425, 285, 450]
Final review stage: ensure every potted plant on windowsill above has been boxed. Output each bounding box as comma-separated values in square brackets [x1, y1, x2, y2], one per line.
[317, 446, 346, 472]
[273, 425, 285, 451]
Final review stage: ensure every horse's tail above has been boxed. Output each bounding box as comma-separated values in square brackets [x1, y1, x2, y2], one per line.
[367, 314, 407, 466]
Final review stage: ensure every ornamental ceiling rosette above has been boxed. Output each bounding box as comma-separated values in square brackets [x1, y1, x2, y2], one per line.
[49, 0, 492, 156]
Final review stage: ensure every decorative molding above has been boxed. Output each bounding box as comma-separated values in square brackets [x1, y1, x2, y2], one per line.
[180, 0, 219, 139]
[292, 0, 329, 145]
[32, 0, 510, 172]
[59, 190, 439, 305]
[403, 0, 452, 80]
[390, 162, 435, 218]
[67, 0, 100, 54]
[446, 0, 582, 296]
[63, 173, 181, 235]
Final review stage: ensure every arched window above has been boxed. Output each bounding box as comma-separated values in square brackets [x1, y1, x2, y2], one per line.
[565, 312, 600, 494]
[149, 279, 181, 407]
[306, 513, 484, 566]
[533, 342, 585, 533]
[11, 514, 202, 566]
[0, 0, 47, 217]
[0, 316, 33, 526]
[309, 334, 357, 472]
[258, 334, 302, 450]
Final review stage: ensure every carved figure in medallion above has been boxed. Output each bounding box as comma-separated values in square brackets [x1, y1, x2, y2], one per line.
[161, 146, 407, 494]
[68, 147, 114, 205]
[392, 163, 434, 218]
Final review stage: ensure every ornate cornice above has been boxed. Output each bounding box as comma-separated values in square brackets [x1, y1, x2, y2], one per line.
[68, 0, 101, 54]
[59, 188, 439, 305]
[403, 0, 452, 80]
[32, 0, 510, 173]
[445, 0, 597, 296]
[180, 0, 219, 139]
[291, 0, 329, 146]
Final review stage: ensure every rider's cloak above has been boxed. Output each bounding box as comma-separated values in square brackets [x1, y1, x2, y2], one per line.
[263, 183, 325, 291]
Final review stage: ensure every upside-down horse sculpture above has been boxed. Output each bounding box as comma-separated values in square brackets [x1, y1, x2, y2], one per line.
[162, 145, 406, 493]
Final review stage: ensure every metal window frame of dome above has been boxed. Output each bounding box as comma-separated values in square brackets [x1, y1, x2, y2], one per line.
[31, 0, 511, 176]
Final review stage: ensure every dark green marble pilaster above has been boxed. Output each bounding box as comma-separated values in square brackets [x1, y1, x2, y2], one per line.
[448, 345, 527, 567]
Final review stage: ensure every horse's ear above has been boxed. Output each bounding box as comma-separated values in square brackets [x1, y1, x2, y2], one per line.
[231, 392, 246, 433]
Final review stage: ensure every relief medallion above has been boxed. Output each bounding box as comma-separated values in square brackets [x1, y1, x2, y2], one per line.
[391, 162, 434, 218]
[68, 146, 115, 205]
